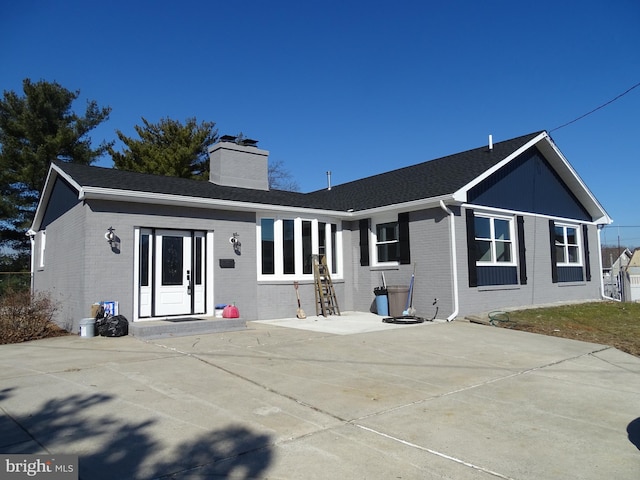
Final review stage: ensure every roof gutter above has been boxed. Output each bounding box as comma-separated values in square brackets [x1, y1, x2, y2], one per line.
[348, 194, 456, 219]
[439, 200, 459, 321]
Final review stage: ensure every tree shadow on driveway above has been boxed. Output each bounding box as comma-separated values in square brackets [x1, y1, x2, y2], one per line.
[5, 391, 273, 479]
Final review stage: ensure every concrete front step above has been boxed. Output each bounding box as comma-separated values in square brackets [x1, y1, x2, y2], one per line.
[129, 317, 246, 340]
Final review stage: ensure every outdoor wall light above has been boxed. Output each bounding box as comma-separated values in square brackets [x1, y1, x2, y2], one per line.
[105, 226, 121, 253]
[229, 232, 241, 255]
[105, 227, 116, 246]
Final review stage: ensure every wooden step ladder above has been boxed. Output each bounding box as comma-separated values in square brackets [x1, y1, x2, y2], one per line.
[313, 255, 340, 317]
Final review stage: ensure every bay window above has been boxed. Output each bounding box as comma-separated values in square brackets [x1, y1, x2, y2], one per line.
[259, 217, 341, 279]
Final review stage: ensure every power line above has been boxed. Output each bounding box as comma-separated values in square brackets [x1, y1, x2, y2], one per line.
[550, 81, 640, 132]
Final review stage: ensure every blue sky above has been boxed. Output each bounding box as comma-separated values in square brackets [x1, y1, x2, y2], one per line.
[2, 0, 639, 246]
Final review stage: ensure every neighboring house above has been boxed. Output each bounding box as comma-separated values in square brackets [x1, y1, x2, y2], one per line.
[29, 131, 612, 331]
[602, 248, 631, 300]
[621, 249, 640, 302]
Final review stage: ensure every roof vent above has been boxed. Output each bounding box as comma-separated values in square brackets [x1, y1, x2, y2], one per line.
[488, 134, 493, 151]
[327, 171, 332, 191]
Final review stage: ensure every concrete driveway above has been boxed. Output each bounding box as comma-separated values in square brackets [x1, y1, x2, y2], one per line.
[1, 313, 639, 479]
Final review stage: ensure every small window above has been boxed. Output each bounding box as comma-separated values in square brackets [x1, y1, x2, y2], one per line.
[474, 215, 514, 265]
[555, 224, 582, 266]
[39, 230, 46, 268]
[375, 221, 399, 263]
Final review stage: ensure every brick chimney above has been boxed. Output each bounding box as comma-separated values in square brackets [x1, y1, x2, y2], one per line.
[208, 136, 269, 190]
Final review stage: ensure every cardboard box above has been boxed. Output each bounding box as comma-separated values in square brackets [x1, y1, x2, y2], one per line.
[102, 301, 118, 316]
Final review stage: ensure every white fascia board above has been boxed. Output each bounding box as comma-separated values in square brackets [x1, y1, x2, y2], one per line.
[453, 132, 612, 225]
[53, 163, 84, 193]
[79, 187, 353, 218]
[537, 135, 612, 225]
[30, 163, 84, 232]
[452, 131, 547, 203]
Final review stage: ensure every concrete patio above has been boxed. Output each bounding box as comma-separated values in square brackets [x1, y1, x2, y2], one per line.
[1, 313, 638, 479]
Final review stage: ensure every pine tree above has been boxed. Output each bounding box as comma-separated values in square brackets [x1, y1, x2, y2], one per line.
[109, 117, 218, 179]
[0, 79, 112, 274]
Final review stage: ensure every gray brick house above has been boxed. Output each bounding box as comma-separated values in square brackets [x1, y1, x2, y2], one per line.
[29, 131, 612, 331]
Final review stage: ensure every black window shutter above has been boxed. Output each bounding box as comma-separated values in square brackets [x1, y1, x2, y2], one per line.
[359, 219, 370, 266]
[465, 209, 478, 287]
[582, 224, 591, 281]
[517, 216, 527, 285]
[398, 212, 411, 265]
[549, 220, 558, 283]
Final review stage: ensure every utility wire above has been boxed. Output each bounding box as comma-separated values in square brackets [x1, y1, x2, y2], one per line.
[550, 81, 640, 132]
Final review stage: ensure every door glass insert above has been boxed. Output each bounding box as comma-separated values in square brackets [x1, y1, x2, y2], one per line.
[162, 236, 184, 285]
[195, 236, 203, 285]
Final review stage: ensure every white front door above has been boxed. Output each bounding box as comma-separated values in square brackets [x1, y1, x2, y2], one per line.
[137, 229, 209, 319]
[155, 230, 192, 316]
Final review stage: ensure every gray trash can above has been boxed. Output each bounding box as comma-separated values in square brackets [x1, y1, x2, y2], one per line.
[387, 285, 410, 317]
[79, 318, 96, 338]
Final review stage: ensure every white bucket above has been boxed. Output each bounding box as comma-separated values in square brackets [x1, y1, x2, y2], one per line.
[79, 318, 95, 338]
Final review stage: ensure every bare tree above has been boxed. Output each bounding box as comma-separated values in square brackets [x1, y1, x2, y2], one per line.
[269, 158, 300, 191]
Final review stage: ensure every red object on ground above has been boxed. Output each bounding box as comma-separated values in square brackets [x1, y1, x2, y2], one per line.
[222, 304, 239, 318]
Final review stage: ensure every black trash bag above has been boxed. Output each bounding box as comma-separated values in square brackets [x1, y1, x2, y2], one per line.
[95, 316, 108, 336]
[96, 315, 129, 337]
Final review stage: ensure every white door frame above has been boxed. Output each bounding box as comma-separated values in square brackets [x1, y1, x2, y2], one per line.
[133, 228, 214, 321]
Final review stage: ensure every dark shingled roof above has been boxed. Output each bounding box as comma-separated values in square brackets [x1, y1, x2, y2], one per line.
[54, 131, 543, 213]
[305, 131, 544, 211]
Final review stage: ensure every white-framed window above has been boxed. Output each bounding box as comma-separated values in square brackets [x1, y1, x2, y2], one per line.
[258, 216, 341, 280]
[371, 215, 400, 266]
[554, 223, 582, 266]
[38, 230, 46, 268]
[474, 214, 515, 266]
[375, 222, 399, 264]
